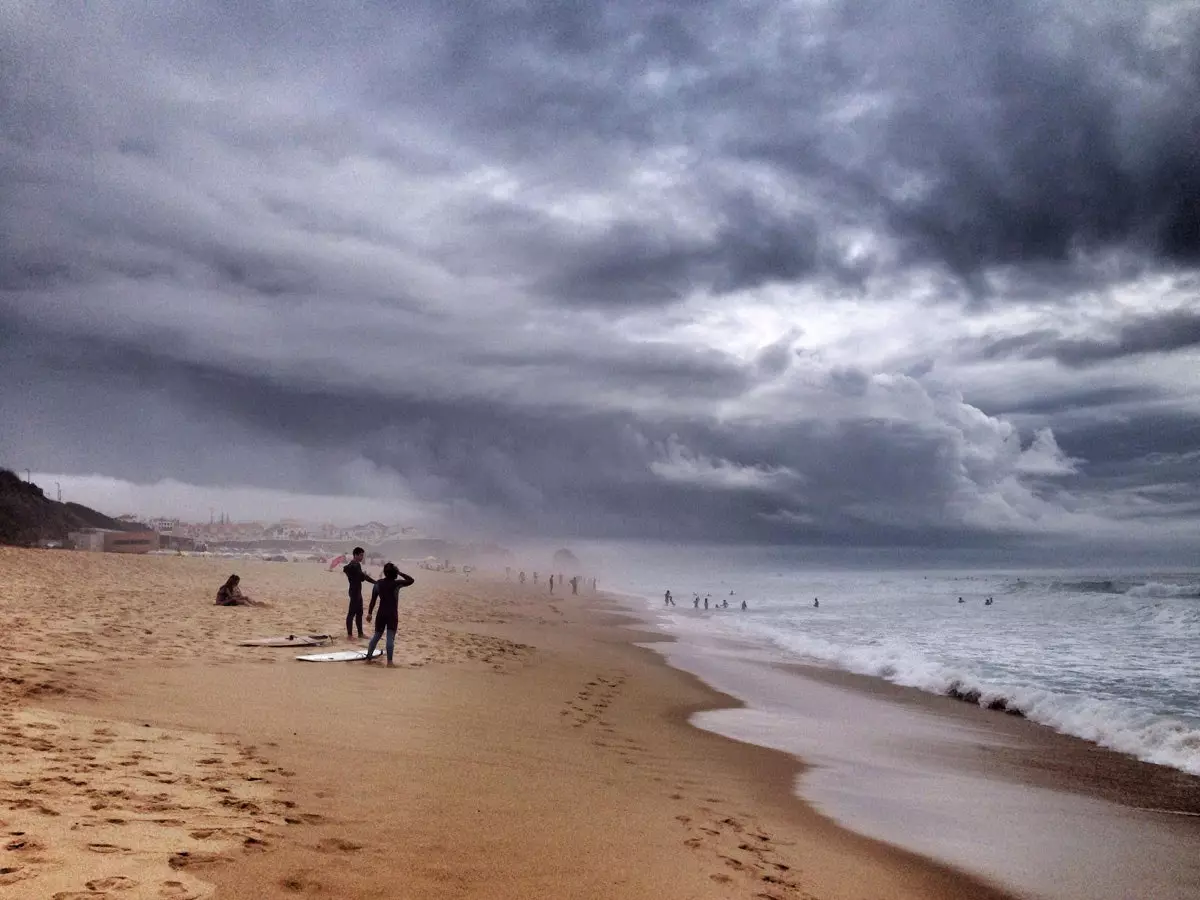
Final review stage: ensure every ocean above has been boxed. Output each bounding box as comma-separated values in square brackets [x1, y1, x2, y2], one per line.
[588, 544, 1200, 777]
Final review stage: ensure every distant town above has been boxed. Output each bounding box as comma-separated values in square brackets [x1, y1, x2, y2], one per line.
[127, 514, 424, 547]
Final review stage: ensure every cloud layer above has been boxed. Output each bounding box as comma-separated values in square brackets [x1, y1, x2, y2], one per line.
[2, 1, 1198, 556]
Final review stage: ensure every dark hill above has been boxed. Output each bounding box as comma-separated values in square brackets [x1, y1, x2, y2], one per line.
[0, 469, 147, 546]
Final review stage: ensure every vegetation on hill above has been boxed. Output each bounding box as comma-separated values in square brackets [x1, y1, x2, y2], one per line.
[0, 469, 147, 546]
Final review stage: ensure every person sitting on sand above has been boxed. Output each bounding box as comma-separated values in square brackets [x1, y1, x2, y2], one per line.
[214, 574, 263, 606]
[365, 562, 416, 667]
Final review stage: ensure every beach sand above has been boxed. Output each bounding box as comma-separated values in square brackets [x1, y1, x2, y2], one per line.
[2, 546, 1024, 899]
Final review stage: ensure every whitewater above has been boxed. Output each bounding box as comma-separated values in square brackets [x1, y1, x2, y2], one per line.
[597, 551, 1200, 777]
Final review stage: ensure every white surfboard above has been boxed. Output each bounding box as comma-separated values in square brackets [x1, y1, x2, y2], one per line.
[295, 649, 373, 662]
[241, 634, 333, 647]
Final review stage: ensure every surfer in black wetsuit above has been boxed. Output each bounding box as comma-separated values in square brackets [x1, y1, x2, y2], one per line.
[342, 547, 376, 640]
[366, 562, 415, 666]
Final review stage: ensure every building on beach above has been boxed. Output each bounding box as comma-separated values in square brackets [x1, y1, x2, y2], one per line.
[68, 528, 158, 554]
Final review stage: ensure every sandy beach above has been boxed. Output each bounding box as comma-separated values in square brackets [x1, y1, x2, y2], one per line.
[6, 549, 1197, 900]
[0, 545, 1036, 900]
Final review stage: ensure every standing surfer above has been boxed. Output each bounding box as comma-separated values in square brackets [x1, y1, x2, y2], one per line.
[342, 547, 376, 640]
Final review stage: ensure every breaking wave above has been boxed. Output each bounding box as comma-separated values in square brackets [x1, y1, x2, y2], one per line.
[760, 630, 1200, 777]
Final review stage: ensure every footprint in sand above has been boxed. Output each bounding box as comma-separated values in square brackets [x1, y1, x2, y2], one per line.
[86, 874, 139, 891]
[279, 873, 325, 893]
[0, 865, 32, 886]
[87, 842, 131, 854]
[315, 837, 362, 853]
[158, 881, 201, 899]
[168, 850, 232, 869]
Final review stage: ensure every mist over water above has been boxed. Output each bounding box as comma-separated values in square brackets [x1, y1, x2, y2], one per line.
[585, 543, 1200, 776]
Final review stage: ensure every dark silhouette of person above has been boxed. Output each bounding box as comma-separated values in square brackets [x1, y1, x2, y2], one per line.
[342, 547, 376, 639]
[366, 562, 415, 667]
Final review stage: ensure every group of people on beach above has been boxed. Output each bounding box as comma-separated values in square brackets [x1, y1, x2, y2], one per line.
[213, 546, 416, 667]
[507, 568, 597, 593]
[342, 546, 415, 667]
[665, 590, 749, 611]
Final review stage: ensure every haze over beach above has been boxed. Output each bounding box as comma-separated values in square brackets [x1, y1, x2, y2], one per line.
[2, 2, 1199, 899]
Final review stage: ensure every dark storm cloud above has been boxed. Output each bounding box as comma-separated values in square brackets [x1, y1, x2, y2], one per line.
[3, 0, 1198, 310]
[976, 309, 1200, 367]
[2, 1, 1200, 552]
[402, 0, 1200, 290]
[979, 385, 1164, 418]
[0, 315, 1095, 546]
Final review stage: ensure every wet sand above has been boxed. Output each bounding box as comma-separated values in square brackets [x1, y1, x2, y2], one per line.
[0, 545, 1020, 899]
[650, 633, 1200, 900]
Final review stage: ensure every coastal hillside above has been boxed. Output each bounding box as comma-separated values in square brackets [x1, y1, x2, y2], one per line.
[0, 469, 146, 546]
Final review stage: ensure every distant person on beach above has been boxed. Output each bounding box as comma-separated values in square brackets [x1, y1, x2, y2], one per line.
[741, 600, 747, 610]
[342, 547, 377, 640]
[703, 596, 709, 610]
[813, 598, 819, 608]
[533, 571, 539, 584]
[519, 570, 526, 583]
[958, 597, 964, 604]
[664, 590, 674, 606]
[550, 575, 555, 594]
[365, 562, 415, 667]
[693, 594, 700, 608]
[214, 574, 264, 606]
[571, 576, 579, 595]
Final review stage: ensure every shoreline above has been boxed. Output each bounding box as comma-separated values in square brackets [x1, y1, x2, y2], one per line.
[616, 594, 1200, 900]
[1, 546, 1018, 899]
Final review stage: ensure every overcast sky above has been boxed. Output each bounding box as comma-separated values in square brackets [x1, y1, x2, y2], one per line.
[2, 1, 1198, 559]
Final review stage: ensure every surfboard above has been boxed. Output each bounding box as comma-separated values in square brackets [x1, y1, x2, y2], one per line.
[295, 649, 374, 662]
[240, 634, 333, 647]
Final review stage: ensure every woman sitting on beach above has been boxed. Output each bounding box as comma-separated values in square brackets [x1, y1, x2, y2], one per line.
[214, 574, 264, 607]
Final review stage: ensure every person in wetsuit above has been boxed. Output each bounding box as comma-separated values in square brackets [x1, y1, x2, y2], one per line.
[366, 562, 415, 666]
[342, 547, 376, 640]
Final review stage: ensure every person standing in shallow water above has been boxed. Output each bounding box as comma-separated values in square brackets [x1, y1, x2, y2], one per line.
[366, 562, 415, 667]
[342, 547, 376, 640]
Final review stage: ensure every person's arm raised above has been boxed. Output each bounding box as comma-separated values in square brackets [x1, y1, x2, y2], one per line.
[396, 571, 415, 588]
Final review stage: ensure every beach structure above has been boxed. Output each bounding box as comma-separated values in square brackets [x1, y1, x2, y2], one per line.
[67, 527, 158, 554]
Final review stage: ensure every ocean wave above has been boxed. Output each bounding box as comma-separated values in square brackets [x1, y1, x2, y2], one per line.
[1051, 579, 1130, 594]
[1126, 581, 1200, 599]
[762, 630, 1200, 777]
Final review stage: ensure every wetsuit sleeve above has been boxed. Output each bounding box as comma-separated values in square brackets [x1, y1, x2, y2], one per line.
[395, 571, 415, 588]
